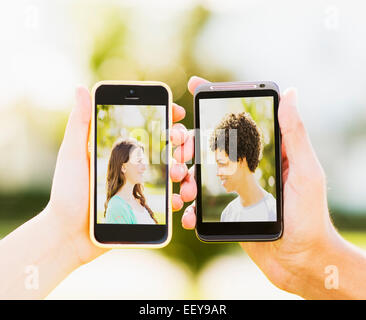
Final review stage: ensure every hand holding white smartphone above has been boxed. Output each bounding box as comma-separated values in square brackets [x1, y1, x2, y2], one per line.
[89, 81, 172, 248]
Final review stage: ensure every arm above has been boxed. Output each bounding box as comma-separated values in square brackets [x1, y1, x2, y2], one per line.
[0, 209, 81, 299]
[0, 87, 104, 299]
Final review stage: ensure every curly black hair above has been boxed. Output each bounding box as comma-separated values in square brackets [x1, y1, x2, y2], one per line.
[209, 112, 262, 172]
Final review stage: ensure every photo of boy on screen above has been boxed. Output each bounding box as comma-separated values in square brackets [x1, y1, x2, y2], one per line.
[209, 112, 276, 222]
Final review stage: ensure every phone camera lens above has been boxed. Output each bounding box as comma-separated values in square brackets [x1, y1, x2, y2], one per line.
[259, 84, 265, 88]
[129, 89, 135, 95]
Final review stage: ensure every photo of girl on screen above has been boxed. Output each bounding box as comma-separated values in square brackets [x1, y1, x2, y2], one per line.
[103, 138, 158, 224]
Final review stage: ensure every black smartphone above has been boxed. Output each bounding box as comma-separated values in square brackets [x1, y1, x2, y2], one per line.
[89, 81, 172, 248]
[194, 81, 283, 242]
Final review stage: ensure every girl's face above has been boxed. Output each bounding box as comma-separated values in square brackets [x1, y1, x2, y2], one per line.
[122, 147, 147, 184]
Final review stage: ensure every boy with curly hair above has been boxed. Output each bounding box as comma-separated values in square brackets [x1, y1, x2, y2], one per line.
[210, 112, 276, 222]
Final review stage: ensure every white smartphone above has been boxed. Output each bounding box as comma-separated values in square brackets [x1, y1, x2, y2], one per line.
[89, 81, 173, 248]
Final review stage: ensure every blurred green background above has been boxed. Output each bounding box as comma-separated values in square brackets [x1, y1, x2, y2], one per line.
[1, 1, 366, 299]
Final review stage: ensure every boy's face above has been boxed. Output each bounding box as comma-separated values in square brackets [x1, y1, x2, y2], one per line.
[215, 149, 246, 193]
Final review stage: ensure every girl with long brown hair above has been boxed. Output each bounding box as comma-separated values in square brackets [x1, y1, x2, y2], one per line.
[104, 138, 158, 224]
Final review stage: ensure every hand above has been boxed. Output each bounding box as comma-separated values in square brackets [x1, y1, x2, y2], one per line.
[46, 86, 196, 266]
[181, 76, 337, 296]
[46, 86, 106, 265]
[170, 105, 197, 211]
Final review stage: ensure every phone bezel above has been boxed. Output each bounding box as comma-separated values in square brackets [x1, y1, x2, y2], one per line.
[194, 83, 283, 242]
[90, 81, 172, 248]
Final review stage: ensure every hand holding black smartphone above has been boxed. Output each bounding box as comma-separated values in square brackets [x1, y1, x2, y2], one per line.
[194, 81, 283, 242]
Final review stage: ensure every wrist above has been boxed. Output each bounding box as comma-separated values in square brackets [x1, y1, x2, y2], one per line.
[44, 202, 108, 267]
[288, 223, 354, 299]
[39, 206, 84, 271]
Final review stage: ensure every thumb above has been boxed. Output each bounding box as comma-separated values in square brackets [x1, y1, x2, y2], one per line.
[278, 88, 318, 170]
[59, 86, 92, 160]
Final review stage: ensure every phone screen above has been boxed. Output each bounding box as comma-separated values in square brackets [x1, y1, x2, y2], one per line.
[195, 86, 282, 241]
[92, 83, 171, 246]
[96, 104, 167, 225]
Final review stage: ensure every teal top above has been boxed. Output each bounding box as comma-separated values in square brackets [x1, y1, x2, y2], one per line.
[105, 195, 137, 224]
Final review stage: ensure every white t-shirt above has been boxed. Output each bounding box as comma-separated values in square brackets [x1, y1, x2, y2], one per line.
[134, 207, 156, 224]
[220, 191, 277, 222]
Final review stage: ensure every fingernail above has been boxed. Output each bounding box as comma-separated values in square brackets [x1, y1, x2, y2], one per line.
[178, 164, 186, 177]
[188, 76, 199, 86]
[75, 87, 82, 103]
[283, 87, 298, 106]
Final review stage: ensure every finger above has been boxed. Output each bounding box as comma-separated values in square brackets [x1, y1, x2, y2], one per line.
[173, 130, 194, 163]
[281, 137, 288, 163]
[187, 76, 210, 95]
[181, 202, 196, 230]
[59, 86, 91, 159]
[170, 123, 188, 146]
[172, 193, 184, 212]
[278, 88, 319, 169]
[170, 159, 188, 182]
[180, 166, 197, 202]
[172, 103, 186, 123]
[281, 141, 290, 182]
